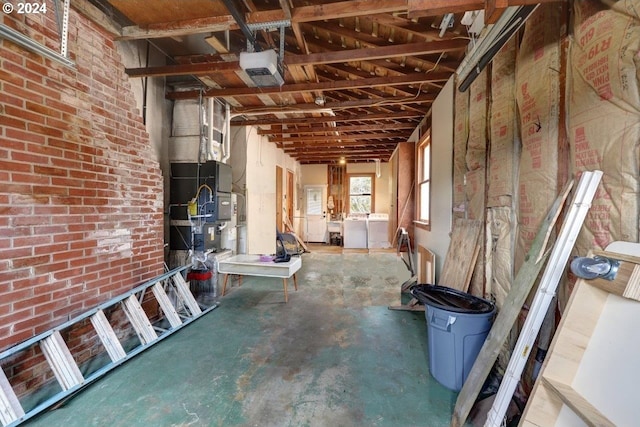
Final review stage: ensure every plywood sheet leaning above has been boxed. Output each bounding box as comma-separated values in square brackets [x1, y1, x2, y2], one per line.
[450, 180, 573, 427]
[521, 247, 640, 427]
[514, 3, 563, 271]
[568, 0, 640, 255]
[439, 218, 483, 292]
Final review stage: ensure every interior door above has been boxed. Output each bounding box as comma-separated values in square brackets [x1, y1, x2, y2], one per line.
[276, 166, 283, 231]
[305, 185, 327, 243]
[286, 170, 294, 229]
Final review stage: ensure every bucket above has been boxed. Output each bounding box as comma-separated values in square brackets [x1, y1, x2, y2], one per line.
[411, 284, 495, 391]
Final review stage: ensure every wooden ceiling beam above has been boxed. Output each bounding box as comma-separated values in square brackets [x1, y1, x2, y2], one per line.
[233, 111, 422, 126]
[286, 39, 468, 66]
[258, 123, 415, 135]
[167, 72, 448, 99]
[125, 61, 240, 77]
[286, 146, 395, 154]
[291, 0, 408, 23]
[271, 132, 410, 143]
[231, 94, 434, 114]
[407, 0, 484, 18]
[292, 155, 393, 164]
[117, 0, 407, 40]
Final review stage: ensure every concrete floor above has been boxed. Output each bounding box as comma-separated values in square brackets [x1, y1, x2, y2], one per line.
[24, 251, 459, 427]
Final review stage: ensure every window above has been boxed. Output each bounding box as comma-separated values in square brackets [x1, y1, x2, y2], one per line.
[417, 134, 431, 224]
[348, 174, 374, 213]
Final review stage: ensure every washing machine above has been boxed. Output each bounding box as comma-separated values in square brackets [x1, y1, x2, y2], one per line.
[343, 214, 368, 249]
[367, 213, 390, 249]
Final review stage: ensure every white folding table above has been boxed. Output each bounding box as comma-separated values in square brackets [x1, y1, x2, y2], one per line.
[217, 255, 302, 302]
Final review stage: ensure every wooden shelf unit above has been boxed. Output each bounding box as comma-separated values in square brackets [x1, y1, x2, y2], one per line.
[521, 249, 640, 427]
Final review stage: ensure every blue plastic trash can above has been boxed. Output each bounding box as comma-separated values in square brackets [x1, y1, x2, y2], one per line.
[411, 284, 495, 392]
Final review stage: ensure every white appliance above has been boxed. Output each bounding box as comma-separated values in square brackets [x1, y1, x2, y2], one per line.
[343, 214, 368, 249]
[367, 213, 390, 249]
[239, 49, 284, 87]
[220, 193, 237, 253]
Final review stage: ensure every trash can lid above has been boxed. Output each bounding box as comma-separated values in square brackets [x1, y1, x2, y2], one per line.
[410, 284, 494, 314]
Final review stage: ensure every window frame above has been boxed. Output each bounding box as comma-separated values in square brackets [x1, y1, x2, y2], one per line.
[346, 173, 375, 214]
[415, 132, 431, 230]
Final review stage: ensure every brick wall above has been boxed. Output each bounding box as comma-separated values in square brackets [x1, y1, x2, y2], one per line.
[0, 2, 165, 357]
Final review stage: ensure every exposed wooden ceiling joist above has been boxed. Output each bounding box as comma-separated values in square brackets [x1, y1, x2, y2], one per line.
[166, 71, 450, 99]
[96, 0, 488, 163]
[271, 132, 410, 144]
[232, 111, 422, 126]
[286, 39, 468, 67]
[258, 123, 415, 136]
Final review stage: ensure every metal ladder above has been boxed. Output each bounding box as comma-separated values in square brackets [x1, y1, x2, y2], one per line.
[0, 266, 214, 427]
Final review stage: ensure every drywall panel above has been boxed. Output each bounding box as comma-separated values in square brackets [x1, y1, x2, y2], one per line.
[415, 77, 454, 278]
[300, 164, 327, 186]
[232, 127, 300, 254]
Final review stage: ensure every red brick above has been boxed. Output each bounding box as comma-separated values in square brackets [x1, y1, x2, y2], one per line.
[34, 261, 69, 275]
[33, 243, 68, 256]
[33, 205, 68, 215]
[26, 122, 64, 138]
[11, 173, 49, 185]
[0, 247, 32, 262]
[49, 282, 82, 300]
[24, 101, 62, 119]
[50, 196, 82, 206]
[33, 224, 68, 234]
[5, 128, 46, 144]
[29, 316, 56, 336]
[11, 150, 48, 165]
[0, 330, 32, 352]
[12, 255, 50, 269]
[2, 61, 43, 84]
[25, 80, 62, 101]
[0, 69, 25, 87]
[25, 142, 64, 158]
[33, 165, 68, 177]
[50, 178, 83, 190]
[32, 185, 68, 196]
[13, 233, 55, 251]
[12, 274, 51, 290]
[53, 232, 84, 243]
[53, 267, 83, 280]
[3, 289, 34, 305]
[0, 45, 26, 65]
[44, 98, 77, 116]
[50, 157, 82, 170]
[3, 82, 44, 104]
[13, 294, 52, 312]
[53, 302, 82, 319]
[0, 114, 27, 130]
[47, 138, 79, 152]
[4, 105, 46, 125]
[0, 160, 31, 173]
